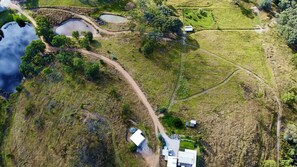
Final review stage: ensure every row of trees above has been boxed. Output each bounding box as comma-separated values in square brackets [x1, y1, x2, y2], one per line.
[35, 16, 94, 50]
[56, 51, 100, 81]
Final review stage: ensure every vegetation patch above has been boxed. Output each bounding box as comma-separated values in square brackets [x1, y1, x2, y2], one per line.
[0, 10, 28, 28]
[180, 140, 195, 149]
[212, 5, 260, 29]
[177, 50, 237, 99]
[182, 9, 216, 29]
[162, 113, 184, 130]
[171, 71, 276, 166]
[193, 31, 273, 83]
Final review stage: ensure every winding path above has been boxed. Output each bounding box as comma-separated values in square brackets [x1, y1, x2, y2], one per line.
[177, 69, 241, 102]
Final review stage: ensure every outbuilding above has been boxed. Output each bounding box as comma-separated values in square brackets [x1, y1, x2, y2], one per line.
[186, 120, 197, 128]
[130, 129, 145, 147]
[184, 26, 194, 32]
[178, 149, 197, 167]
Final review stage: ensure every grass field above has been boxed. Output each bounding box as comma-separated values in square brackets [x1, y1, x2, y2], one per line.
[180, 140, 195, 150]
[177, 50, 237, 99]
[171, 71, 276, 166]
[91, 34, 182, 107]
[3, 58, 156, 167]
[212, 7, 260, 29]
[38, 0, 90, 7]
[192, 31, 273, 84]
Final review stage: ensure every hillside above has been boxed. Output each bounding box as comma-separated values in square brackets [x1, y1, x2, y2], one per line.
[1, 54, 157, 167]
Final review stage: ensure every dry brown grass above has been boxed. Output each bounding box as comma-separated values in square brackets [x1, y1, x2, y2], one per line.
[3, 59, 157, 167]
[171, 71, 277, 166]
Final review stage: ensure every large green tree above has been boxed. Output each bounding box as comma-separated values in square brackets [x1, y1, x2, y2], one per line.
[35, 16, 54, 42]
[278, 8, 297, 46]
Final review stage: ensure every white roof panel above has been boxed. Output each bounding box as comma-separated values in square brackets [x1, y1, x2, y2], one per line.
[167, 156, 177, 167]
[130, 129, 145, 146]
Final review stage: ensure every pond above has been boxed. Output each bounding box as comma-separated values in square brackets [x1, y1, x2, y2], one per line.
[0, 22, 37, 93]
[54, 19, 96, 36]
[99, 14, 128, 24]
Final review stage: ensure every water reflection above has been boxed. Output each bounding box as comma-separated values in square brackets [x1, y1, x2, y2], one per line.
[0, 22, 37, 93]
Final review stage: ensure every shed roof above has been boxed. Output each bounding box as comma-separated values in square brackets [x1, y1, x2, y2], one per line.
[178, 149, 197, 167]
[130, 129, 145, 146]
[184, 26, 193, 32]
[167, 156, 178, 167]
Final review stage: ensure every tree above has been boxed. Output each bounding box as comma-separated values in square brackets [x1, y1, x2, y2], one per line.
[24, 40, 46, 58]
[259, 0, 272, 11]
[84, 31, 93, 42]
[284, 124, 297, 144]
[143, 40, 155, 56]
[36, 16, 54, 42]
[73, 57, 84, 70]
[72, 31, 80, 40]
[263, 160, 277, 167]
[79, 37, 90, 50]
[16, 18, 26, 27]
[57, 52, 73, 65]
[278, 8, 297, 46]
[278, 0, 297, 10]
[51, 35, 71, 47]
[84, 62, 100, 80]
[282, 91, 297, 105]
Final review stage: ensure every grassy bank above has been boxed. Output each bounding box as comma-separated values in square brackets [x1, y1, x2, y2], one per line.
[3, 53, 157, 166]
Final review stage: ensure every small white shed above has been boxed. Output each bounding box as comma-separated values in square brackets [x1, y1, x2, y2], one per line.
[184, 26, 194, 32]
[130, 129, 145, 146]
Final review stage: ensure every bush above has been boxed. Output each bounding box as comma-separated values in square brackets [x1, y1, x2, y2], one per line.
[34, 117, 44, 130]
[143, 40, 155, 56]
[84, 62, 100, 80]
[159, 107, 168, 114]
[16, 18, 26, 27]
[263, 160, 277, 167]
[51, 35, 71, 47]
[284, 124, 297, 144]
[72, 31, 80, 40]
[24, 103, 36, 117]
[259, 0, 272, 11]
[129, 143, 137, 153]
[281, 91, 297, 105]
[162, 113, 184, 129]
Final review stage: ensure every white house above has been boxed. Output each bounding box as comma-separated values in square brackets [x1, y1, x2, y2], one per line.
[130, 129, 145, 146]
[178, 149, 197, 167]
[167, 156, 178, 167]
[184, 26, 194, 32]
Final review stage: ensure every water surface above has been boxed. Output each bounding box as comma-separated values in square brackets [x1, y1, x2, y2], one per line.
[100, 14, 128, 24]
[54, 19, 95, 36]
[0, 22, 37, 93]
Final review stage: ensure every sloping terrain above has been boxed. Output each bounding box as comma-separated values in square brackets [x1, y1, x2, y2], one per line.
[3, 58, 157, 167]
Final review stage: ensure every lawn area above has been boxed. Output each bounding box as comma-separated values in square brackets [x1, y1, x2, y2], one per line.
[180, 140, 195, 149]
[166, 0, 233, 8]
[212, 7, 260, 29]
[38, 0, 90, 7]
[3, 58, 156, 166]
[91, 33, 182, 107]
[177, 49, 237, 99]
[182, 9, 216, 29]
[192, 31, 273, 84]
[171, 71, 276, 166]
